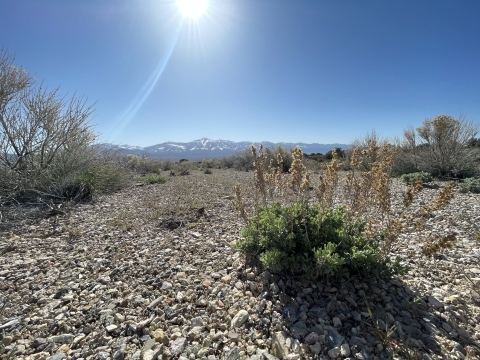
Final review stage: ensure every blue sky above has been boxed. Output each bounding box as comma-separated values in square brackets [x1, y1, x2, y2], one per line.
[1, 0, 479, 146]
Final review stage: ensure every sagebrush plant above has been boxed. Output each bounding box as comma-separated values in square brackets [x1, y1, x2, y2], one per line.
[459, 177, 480, 193]
[141, 174, 167, 184]
[232, 140, 456, 278]
[400, 172, 433, 185]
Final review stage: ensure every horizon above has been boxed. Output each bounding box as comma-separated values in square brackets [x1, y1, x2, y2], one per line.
[2, 0, 480, 147]
[107, 137, 350, 148]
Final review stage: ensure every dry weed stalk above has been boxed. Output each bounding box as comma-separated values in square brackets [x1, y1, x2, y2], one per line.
[342, 140, 396, 226]
[317, 148, 340, 212]
[289, 147, 308, 195]
[232, 184, 249, 224]
[251, 145, 268, 207]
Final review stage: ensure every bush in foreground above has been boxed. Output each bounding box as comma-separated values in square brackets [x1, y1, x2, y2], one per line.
[237, 202, 406, 278]
[233, 142, 456, 279]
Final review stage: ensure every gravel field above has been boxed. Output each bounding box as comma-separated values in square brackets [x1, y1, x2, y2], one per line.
[1, 169, 479, 360]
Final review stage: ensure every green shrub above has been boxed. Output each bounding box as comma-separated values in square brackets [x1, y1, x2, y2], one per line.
[400, 172, 433, 185]
[203, 168, 213, 174]
[235, 201, 407, 278]
[141, 174, 167, 184]
[459, 177, 480, 193]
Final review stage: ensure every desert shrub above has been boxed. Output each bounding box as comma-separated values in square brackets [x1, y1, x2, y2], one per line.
[141, 174, 167, 184]
[124, 155, 162, 174]
[223, 145, 294, 172]
[173, 160, 193, 175]
[303, 158, 323, 172]
[162, 159, 173, 171]
[400, 172, 433, 185]
[399, 115, 479, 177]
[203, 168, 213, 174]
[0, 49, 130, 201]
[325, 147, 345, 160]
[233, 142, 456, 279]
[237, 202, 405, 278]
[200, 158, 216, 169]
[59, 153, 131, 200]
[459, 177, 480, 193]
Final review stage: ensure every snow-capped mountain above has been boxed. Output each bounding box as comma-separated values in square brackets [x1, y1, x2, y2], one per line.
[102, 138, 348, 161]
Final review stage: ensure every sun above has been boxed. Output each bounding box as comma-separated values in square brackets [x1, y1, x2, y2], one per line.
[177, 0, 208, 18]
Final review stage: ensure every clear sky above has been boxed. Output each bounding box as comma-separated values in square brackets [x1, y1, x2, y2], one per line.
[1, 0, 479, 146]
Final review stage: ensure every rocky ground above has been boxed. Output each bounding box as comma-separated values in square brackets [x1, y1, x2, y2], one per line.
[0, 169, 479, 360]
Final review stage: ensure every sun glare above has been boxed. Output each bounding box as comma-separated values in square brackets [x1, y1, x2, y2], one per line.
[177, 0, 208, 18]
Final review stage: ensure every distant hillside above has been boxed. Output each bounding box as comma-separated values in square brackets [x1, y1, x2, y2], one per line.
[100, 138, 349, 161]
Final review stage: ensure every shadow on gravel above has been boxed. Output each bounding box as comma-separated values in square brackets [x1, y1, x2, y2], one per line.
[238, 258, 480, 359]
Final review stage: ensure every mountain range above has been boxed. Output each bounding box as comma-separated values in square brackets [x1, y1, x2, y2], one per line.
[101, 138, 349, 161]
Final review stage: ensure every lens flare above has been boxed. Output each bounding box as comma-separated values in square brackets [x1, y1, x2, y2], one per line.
[177, 0, 208, 18]
[111, 20, 183, 139]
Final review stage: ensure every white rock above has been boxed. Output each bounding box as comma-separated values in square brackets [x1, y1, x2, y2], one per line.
[230, 310, 249, 328]
[340, 343, 351, 357]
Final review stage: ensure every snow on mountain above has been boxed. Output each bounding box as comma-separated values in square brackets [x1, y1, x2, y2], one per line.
[101, 138, 348, 161]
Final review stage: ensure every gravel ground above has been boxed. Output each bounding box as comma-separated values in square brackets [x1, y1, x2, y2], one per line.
[0, 169, 479, 360]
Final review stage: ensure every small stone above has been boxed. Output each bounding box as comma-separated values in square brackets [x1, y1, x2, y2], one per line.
[176, 272, 187, 280]
[228, 330, 240, 342]
[272, 331, 289, 358]
[304, 332, 320, 345]
[221, 275, 232, 284]
[328, 346, 341, 358]
[106, 324, 118, 332]
[427, 296, 444, 308]
[332, 317, 342, 327]
[326, 330, 344, 349]
[308, 306, 330, 321]
[170, 337, 187, 356]
[2, 336, 12, 346]
[153, 329, 165, 343]
[49, 334, 74, 344]
[340, 343, 351, 357]
[231, 310, 249, 328]
[48, 353, 66, 360]
[202, 279, 212, 287]
[161, 282, 173, 290]
[97, 352, 110, 360]
[270, 283, 280, 294]
[191, 317, 203, 327]
[309, 342, 322, 355]
[225, 346, 240, 360]
[290, 321, 308, 339]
